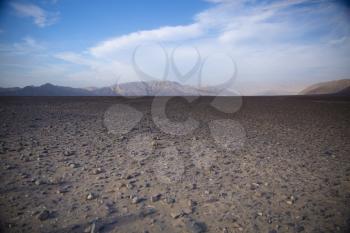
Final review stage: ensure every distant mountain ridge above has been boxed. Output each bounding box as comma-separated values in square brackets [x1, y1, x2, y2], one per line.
[300, 79, 350, 95]
[0, 81, 225, 96]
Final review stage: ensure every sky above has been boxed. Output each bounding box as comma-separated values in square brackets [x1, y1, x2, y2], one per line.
[0, 0, 349, 95]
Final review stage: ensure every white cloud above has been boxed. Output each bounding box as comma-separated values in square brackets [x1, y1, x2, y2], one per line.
[90, 23, 203, 57]
[10, 2, 59, 27]
[0, 37, 45, 55]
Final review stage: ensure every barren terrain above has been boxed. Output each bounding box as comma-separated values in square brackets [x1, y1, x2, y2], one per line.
[0, 96, 349, 233]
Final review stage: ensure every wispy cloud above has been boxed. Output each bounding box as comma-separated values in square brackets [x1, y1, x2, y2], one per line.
[90, 24, 203, 57]
[10, 2, 59, 27]
[0, 37, 44, 55]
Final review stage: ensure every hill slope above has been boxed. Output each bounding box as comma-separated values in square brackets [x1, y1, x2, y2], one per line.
[300, 79, 350, 95]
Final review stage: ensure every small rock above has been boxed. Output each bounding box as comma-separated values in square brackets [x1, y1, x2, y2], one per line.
[295, 225, 304, 232]
[170, 210, 183, 219]
[188, 199, 196, 208]
[69, 163, 78, 168]
[131, 196, 141, 204]
[92, 168, 103, 175]
[35, 180, 44, 185]
[182, 218, 207, 233]
[151, 194, 161, 202]
[86, 193, 95, 200]
[37, 210, 50, 221]
[183, 207, 193, 215]
[165, 197, 176, 204]
[64, 150, 75, 156]
[151, 141, 157, 148]
[139, 207, 157, 218]
[5, 164, 15, 170]
[84, 222, 96, 233]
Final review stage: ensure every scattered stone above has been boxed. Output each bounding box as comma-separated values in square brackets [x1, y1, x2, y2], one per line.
[86, 193, 95, 200]
[151, 194, 161, 202]
[165, 197, 176, 204]
[131, 196, 141, 204]
[170, 210, 183, 219]
[295, 225, 305, 232]
[182, 218, 207, 233]
[56, 186, 69, 194]
[64, 150, 75, 156]
[151, 140, 157, 148]
[69, 163, 78, 168]
[84, 222, 96, 233]
[4, 164, 15, 170]
[35, 180, 44, 185]
[126, 183, 134, 189]
[139, 206, 157, 218]
[183, 207, 193, 215]
[37, 210, 50, 221]
[92, 168, 103, 175]
[188, 199, 197, 209]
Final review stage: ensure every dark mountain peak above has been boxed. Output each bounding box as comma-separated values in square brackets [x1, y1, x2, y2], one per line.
[40, 83, 55, 87]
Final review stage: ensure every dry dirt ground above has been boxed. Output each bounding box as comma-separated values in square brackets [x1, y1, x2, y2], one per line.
[0, 96, 349, 233]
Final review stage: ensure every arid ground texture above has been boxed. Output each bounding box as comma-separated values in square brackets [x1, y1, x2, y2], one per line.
[0, 96, 349, 233]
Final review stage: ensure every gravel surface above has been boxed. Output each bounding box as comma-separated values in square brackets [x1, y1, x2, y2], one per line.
[0, 96, 349, 233]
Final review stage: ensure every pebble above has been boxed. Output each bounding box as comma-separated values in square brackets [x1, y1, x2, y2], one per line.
[182, 218, 207, 233]
[139, 207, 157, 218]
[69, 163, 78, 168]
[35, 180, 44, 185]
[295, 225, 305, 232]
[188, 199, 196, 208]
[92, 168, 103, 175]
[84, 222, 96, 233]
[165, 197, 176, 204]
[151, 194, 161, 202]
[64, 150, 75, 156]
[131, 196, 141, 204]
[37, 210, 50, 221]
[170, 210, 183, 219]
[86, 193, 95, 200]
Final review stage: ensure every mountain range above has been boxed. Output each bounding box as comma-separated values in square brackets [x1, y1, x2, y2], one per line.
[0, 81, 224, 96]
[0, 79, 349, 96]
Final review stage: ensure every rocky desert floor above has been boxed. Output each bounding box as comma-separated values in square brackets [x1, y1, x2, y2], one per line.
[0, 96, 349, 233]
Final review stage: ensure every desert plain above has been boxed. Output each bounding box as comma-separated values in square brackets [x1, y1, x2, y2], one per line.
[0, 96, 349, 233]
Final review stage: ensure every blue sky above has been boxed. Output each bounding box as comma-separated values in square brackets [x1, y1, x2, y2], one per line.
[0, 0, 350, 94]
